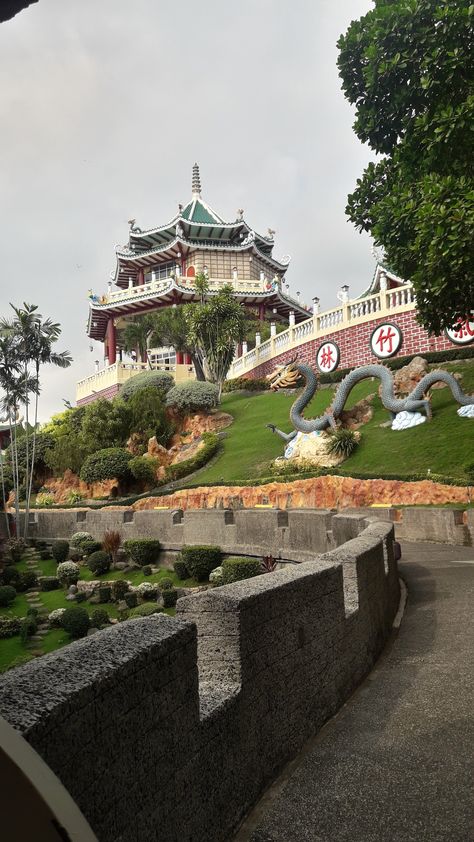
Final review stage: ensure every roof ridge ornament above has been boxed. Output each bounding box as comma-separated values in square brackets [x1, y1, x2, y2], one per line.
[192, 162, 201, 198]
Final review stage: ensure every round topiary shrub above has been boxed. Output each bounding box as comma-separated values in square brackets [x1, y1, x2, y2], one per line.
[81, 539, 102, 557]
[39, 575, 60, 591]
[120, 370, 174, 400]
[123, 539, 161, 567]
[173, 556, 189, 580]
[136, 582, 157, 600]
[70, 531, 94, 549]
[0, 567, 20, 589]
[124, 591, 137, 609]
[165, 381, 219, 414]
[87, 551, 111, 576]
[98, 586, 112, 604]
[57, 561, 80, 587]
[222, 557, 262, 584]
[80, 448, 132, 484]
[180, 545, 221, 582]
[0, 585, 17, 607]
[90, 608, 109, 628]
[129, 455, 159, 485]
[162, 589, 178, 608]
[17, 571, 38, 592]
[159, 577, 173, 591]
[48, 608, 66, 628]
[61, 606, 90, 639]
[52, 540, 70, 564]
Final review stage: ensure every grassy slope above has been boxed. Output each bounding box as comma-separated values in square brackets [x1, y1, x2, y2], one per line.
[196, 361, 474, 484]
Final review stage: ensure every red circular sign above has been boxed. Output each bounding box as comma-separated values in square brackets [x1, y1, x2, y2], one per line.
[370, 322, 402, 359]
[316, 341, 340, 373]
[445, 317, 474, 346]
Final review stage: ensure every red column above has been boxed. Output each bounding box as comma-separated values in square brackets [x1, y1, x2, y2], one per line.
[106, 318, 116, 365]
[258, 302, 266, 321]
[137, 268, 144, 286]
[176, 351, 184, 364]
[237, 343, 243, 357]
[183, 352, 192, 365]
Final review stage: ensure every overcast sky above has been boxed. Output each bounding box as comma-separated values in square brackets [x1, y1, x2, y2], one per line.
[0, 0, 375, 420]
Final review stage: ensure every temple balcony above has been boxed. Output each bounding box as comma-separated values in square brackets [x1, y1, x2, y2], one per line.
[76, 361, 195, 406]
[228, 283, 416, 378]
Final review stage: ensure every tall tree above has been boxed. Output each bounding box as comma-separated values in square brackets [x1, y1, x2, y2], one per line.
[149, 306, 205, 381]
[338, 1, 474, 334]
[186, 285, 245, 398]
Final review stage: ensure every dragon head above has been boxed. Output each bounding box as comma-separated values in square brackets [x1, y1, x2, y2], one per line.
[266, 356, 301, 391]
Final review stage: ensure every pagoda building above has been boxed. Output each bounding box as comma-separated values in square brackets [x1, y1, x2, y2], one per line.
[87, 164, 310, 370]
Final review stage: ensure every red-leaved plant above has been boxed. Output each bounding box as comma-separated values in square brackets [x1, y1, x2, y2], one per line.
[261, 555, 277, 573]
[102, 530, 121, 564]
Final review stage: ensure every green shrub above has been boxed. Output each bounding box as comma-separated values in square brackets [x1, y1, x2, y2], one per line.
[87, 551, 111, 576]
[70, 531, 94, 549]
[164, 433, 220, 483]
[163, 589, 178, 608]
[39, 576, 60, 591]
[159, 577, 173, 591]
[90, 608, 109, 628]
[61, 606, 90, 639]
[129, 603, 163, 618]
[173, 557, 189, 580]
[80, 448, 132, 484]
[120, 370, 174, 400]
[35, 492, 55, 507]
[20, 614, 37, 644]
[223, 377, 270, 392]
[17, 571, 38, 592]
[180, 545, 221, 581]
[136, 582, 157, 600]
[66, 490, 85, 504]
[0, 616, 22, 638]
[98, 586, 112, 603]
[222, 557, 262, 584]
[127, 387, 174, 449]
[57, 561, 80, 587]
[327, 428, 359, 458]
[52, 540, 69, 563]
[81, 539, 102, 556]
[0, 585, 17, 607]
[124, 591, 137, 608]
[7, 538, 25, 563]
[209, 566, 224, 586]
[39, 549, 51, 561]
[165, 381, 219, 413]
[0, 566, 21, 588]
[123, 539, 160, 566]
[142, 565, 152, 576]
[112, 579, 129, 601]
[75, 591, 87, 603]
[129, 455, 159, 485]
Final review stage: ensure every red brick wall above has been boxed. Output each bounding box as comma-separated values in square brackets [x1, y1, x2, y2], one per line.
[244, 310, 455, 379]
[77, 383, 120, 406]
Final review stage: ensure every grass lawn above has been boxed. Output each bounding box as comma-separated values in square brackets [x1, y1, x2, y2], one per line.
[0, 637, 33, 673]
[79, 565, 198, 589]
[195, 361, 474, 484]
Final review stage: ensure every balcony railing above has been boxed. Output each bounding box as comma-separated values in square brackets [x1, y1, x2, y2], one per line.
[76, 360, 195, 403]
[228, 284, 416, 378]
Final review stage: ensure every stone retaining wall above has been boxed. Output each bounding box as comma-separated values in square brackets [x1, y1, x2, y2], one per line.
[0, 519, 399, 842]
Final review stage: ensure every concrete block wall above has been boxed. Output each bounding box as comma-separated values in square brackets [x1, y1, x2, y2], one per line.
[0, 520, 399, 842]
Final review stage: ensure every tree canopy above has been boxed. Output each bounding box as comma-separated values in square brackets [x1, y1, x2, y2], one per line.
[338, 0, 474, 334]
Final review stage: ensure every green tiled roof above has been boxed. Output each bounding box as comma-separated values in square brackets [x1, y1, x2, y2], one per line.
[181, 198, 223, 224]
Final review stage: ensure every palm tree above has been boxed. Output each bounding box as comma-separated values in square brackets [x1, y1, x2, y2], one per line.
[122, 315, 155, 362]
[149, 307, 205, 381]
[0, 334, 21, 536]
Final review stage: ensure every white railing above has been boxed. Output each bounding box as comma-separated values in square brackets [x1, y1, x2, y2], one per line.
[99, 276, 272, 307]
[76, 360, 194, 403]
[228, 283, 417, 379]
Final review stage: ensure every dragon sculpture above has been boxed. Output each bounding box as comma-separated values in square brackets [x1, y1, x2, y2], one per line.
[266, 358, 474, 442]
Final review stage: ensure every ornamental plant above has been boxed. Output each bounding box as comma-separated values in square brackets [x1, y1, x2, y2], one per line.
[119, 369, 174, 400]
[60, 606, 90, 639]
[87, 551, 111, 576]
[123, 539, 160, 567]
[327, 428, 359, 459]
[162, 589, 178, 608]
[180, 545, 221, 582]
[165, 381, 219, 414]
[136, 582, 157, 600]
[101, 530, 121, 564]
[56, 561, 80, 587]
[70, 531, 94, 549]
[221, 557, 261, 584]
[0, 585, 17, 607]
[52, 540, 70, 564]
[48, 608, 66, 627]
[80, 448, 132, 484]
[90, 608, 109, 629]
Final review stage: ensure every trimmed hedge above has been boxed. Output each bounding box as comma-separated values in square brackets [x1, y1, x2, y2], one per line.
[0, 616, 22, 639]
[222, 557, 262, 584]
[123, 539, 161, 566]
[0, 585, 17, 607]
[164, 432, 220, 483]
[81, 539, 102, 556]
[223, 376, 270, 392]
[129, 603, 163, 618]
[90, 608, 109, 628]
[129, 455, 159, 485]
[112, 579, 129, 601]
[120, 370, 174, 400]
[180, 545, 221, 581]
[173, 558, 189, 580]
[52, 540, 69, 563]
[80, 448, 132, 484]
[39, 576, 60, 591]
[163, 589, 178, 608]
[165, 381, 219, 413]
[61, 606, 90, 639]
[17, 571, 38, 592]
[87, 551, 111, 576]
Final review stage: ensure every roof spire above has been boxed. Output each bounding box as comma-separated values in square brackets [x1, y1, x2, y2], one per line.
[192, 162, 201, 198]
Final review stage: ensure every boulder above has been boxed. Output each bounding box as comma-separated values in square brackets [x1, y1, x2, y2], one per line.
[393, 356, 428, 395]
[280, 430, 359, 468]
[339, 394, 375, 429]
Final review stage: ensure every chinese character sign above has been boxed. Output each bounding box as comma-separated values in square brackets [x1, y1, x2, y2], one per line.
[445, 317, 474, 346]
[370, 323, 402, 358]
[316, 341, 339, 373]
